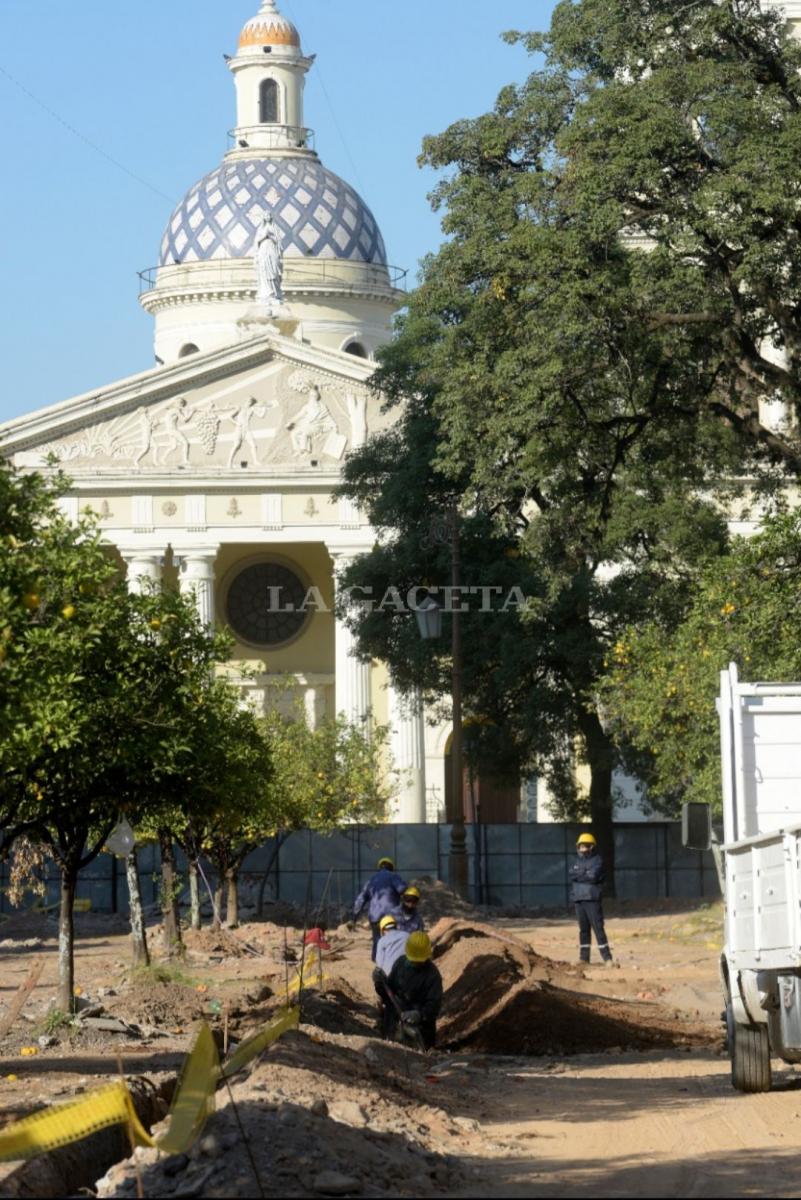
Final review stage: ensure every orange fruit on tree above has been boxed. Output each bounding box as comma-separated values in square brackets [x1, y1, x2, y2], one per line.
[22, 593, 40, 611]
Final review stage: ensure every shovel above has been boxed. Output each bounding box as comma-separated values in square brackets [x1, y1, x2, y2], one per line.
[382, 980, 427, 1054]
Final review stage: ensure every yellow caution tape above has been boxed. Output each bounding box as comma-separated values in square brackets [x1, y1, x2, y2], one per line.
[153, 1021, 220, 1155]
[0, 1005, 303, 1164]
[0, 1083, 132, 1160]
[286, 959, 330, 1000]
[222, 1005, 299, 1078]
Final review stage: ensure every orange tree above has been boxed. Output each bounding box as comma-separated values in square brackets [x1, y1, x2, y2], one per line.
[0, 460, 242, 1006]
[0, 460, 77, 855]
[199, 702, 393, 928]
[142, 686, 274, 936]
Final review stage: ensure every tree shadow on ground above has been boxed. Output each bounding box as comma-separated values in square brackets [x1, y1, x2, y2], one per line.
[459, 1146, 801, 1198]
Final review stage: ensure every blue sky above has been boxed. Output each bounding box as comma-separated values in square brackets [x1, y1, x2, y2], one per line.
[0, 1, 556, 423]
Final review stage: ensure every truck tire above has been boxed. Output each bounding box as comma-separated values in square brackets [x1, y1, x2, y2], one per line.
[727, 1003, 772, 1093]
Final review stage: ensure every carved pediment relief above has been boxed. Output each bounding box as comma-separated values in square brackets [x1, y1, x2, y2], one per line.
[14, 362, 376, 472]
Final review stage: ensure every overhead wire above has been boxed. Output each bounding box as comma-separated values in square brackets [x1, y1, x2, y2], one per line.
[281, 0, 369, 199]
[0, 61, 174, 204]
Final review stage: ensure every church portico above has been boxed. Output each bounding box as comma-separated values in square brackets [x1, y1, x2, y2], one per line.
[113, 532, 380, 732]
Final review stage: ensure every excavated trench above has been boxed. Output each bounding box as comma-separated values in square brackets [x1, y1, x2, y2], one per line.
[0, 1079, 173, 1199]
[432, 918, 716, 1056]
[281, 918, 717, 1058]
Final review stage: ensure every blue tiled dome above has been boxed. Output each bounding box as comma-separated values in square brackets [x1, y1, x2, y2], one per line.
[159, 157, 387, 267]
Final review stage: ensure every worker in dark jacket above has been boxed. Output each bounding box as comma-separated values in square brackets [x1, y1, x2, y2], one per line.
[390, 885, 425, 933]
[353, 857, 408, 960]
[386, 932, 443, 1050]
[570, 833, 613, 965]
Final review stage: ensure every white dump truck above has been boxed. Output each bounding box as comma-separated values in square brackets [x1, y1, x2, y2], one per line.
[686, 662, 801, 1091]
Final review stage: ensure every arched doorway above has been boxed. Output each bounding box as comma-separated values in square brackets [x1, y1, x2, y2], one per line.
[444, 734, 521, 824]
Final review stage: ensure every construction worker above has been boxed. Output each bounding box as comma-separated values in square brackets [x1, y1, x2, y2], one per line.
[386, 931, 443, 1050]
[390, 885, 425, 933]
[374, 914, 410, 977]
[353, 857, 408, 961]
[570, 833, 613, 966]
[372, 914, 410, 1036]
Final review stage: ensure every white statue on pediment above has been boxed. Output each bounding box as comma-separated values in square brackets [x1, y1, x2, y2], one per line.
[287, 384, 336, 457]
[255, 213, 284, 312]
[157, 398, 195, 467]
[133, 409, 155, 468]
[346, 391, 368, 449]
[221, 397, 271, 467]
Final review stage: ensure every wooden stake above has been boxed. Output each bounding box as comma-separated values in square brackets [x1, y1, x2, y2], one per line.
[0, 958, 45, 1041]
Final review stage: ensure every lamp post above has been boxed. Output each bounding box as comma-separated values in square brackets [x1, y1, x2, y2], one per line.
[415, 508, 469, 899]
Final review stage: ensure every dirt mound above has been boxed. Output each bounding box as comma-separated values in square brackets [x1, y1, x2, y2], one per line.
[96, 1027, 477, 1199]
[182, 928, 257, 958]
[106, 981, 210, 1031]
[299, 976, 378, 1038]
[413, 878, 484, 921]
[443, 977, 713, 1055]
[433, 919, 715, 1055]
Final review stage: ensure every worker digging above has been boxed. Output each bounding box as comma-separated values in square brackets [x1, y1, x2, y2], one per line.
[383, 931, 444, 1051]
[352, 857, 408, 960]
[570, 832, 613, 966]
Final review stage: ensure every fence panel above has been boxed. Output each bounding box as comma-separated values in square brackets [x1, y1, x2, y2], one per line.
[0, 822, 720, 918]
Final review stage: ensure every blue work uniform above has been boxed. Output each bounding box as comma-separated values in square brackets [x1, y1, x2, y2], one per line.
[569, 851, 612, 963]
[353, 867, 408, 959]
[389, 904, 424, 934]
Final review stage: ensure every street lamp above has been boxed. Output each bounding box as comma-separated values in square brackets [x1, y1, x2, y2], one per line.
[416, 508, 469, 899]
[414, 594, 443, 641]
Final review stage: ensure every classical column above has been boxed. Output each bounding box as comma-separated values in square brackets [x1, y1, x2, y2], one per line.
[388, 683, 427, 823]
[175, 546, 219, 628]
[120, 549, 163, 595]
[330, 551, 371, 728]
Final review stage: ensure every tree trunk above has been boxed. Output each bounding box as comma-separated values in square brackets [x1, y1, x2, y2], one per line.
[211, 876, 224, 931]
[125, 849, 150, 969]
[224, 869, 239, 929]
[57, 862, 78, 1014]
[577, 708, 617, 897]
[257, 832, 287, 916]
[158, 830, 183, 958]
[189, 861, 201, 931]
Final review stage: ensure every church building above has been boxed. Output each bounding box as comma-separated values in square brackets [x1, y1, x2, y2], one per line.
[0, 1, 450, 824]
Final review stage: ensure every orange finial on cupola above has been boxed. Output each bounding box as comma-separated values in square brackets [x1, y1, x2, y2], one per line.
[238, 0, 301, 50]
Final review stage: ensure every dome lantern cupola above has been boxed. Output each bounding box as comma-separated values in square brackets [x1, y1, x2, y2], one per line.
[229, 0, 314, 155]
[140, 1, 405, 365]
[238, 0, 301, 52]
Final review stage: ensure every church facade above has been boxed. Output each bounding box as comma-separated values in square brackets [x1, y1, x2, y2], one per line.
[0, 1, 455, 824]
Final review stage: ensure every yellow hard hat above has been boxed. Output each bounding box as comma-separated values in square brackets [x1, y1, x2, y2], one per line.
[403, 886, 421, 901]
[377, 857, 395, 870]
[406, 932, 433, 963]
[577, 833, 597, 846]
[379, 915, 398, 933]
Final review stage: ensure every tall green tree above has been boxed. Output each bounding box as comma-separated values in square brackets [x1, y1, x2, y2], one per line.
[601, 511, 801, 817]
[535, 0, 801, 475]
[338, 1, 801, 883]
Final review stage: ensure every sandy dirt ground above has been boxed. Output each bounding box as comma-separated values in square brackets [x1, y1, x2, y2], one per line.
[1, 897, 800, 1198]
